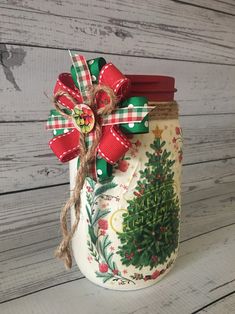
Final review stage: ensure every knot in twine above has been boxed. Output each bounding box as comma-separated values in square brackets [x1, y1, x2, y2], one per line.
[53, 85, 117, 269]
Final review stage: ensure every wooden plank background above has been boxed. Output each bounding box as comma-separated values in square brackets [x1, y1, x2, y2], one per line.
[1, 224, 235, 314]
[0, 0, 235, 311]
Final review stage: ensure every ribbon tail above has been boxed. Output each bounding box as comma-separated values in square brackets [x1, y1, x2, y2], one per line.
[49, 129, 80, 162]
[101, 106, 155, 126]
[46, 116, 74, 130]
[69, 51, 93, 103]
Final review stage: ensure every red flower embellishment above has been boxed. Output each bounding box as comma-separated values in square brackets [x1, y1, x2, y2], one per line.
[98, 219, 108, 230]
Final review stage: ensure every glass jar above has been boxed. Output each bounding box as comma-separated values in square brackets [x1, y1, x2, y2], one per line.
[70, 75, 183, 290]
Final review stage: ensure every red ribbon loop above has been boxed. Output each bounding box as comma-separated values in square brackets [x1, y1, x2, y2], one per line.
[98, 126, 131, 164]
[49, 128, 80, 163]
[99, 63, 130, 99]
[54, 73, 83, 110]
[49, 62, 132, 172]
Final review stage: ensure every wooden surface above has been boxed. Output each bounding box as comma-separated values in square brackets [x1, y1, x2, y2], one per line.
[1, 46, 235, 123]
[1, 0, 235, 64]
[1, 225, 235, 313]
[1, 0, 235, 312]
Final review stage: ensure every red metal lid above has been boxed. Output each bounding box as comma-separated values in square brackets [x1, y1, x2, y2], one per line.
[125, 75, 177, 101]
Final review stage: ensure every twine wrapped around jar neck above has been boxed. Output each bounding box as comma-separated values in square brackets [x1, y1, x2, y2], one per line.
[148, 101, 179, 120]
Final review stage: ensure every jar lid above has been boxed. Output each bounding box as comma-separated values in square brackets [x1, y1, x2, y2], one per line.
[125, 75, 177, 101]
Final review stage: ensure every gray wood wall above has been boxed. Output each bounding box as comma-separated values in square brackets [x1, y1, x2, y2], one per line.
[0, 0, 235, 306]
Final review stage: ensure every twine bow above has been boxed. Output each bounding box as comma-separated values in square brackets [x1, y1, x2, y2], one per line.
[46, 52, 154, 268]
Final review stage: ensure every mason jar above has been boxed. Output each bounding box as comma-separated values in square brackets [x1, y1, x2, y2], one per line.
[70, 75, 183, 290]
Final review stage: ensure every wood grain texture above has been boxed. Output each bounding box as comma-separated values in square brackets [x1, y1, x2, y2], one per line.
[2, 0, 234, 15]
[1, 45, 235, 121]
[197, 292, 235, 313]
[174, 0, 235, 15]
[1, 114, 235, 193]
[1, 0, 235, 16]
[0, 185, 82, 303]
[0, 1, 235, 63]
[1, 158, 235, 302]
[1, 224, 234, 313]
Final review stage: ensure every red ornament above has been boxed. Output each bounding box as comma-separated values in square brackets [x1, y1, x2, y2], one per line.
[151, 270, 160, 279]
[99, 263, 109, 273]
[98, 219, 108, 230]
[134, 191, 141, 198]
[118, 159, 129, 172]
[175, 127, 181, 135]
[125, 252, 134, 260]
[151, 255, 158, 263]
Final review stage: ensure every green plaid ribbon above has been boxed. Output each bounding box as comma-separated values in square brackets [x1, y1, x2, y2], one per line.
[102, 106, 151, 125]
[69, 51, 92, 103]
[46, 106, 153, 130]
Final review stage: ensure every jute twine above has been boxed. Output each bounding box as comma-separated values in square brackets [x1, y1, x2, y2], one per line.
[52, 88, 179, 269]
[53, 85, 117, 269]
[148, 101, 178, 120]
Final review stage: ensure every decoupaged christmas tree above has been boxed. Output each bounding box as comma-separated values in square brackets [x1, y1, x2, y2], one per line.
[118, 127, 180, 270]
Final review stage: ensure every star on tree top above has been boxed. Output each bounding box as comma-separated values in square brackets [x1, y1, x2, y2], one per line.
[152, 126, 163, 139]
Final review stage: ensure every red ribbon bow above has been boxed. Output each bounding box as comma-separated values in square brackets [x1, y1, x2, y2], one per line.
[49, 62, 132, 168]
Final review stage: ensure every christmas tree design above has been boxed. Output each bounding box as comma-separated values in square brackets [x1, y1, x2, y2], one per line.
[117, 126, 180, 270]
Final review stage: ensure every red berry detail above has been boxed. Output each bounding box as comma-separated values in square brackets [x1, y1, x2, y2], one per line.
[99, 263, 109, 273]
[118, 160, 129, 172]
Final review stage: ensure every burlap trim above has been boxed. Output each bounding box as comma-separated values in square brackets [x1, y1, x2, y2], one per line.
[149, 101, 179, 120]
